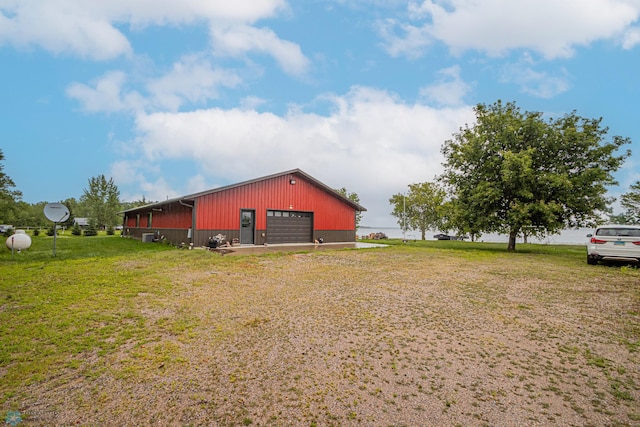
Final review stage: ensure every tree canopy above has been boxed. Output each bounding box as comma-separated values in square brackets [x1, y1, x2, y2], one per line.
[389, 182, 446, 240]
[439, 198, 483, 242]
[336, 187, 363, 228]
[0, 149, 22, 224]
[620, 181, 640, 224]
[440, 100, 631, 251]
[80, 175, 121, 230]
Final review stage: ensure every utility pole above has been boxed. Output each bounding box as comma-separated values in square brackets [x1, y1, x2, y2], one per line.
[403, 193, 406, 242]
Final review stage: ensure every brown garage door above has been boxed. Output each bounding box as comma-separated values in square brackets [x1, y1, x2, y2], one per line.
[266, 210, 313, 244]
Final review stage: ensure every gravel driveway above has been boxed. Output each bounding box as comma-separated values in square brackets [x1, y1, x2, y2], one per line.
[16, 247, 640, 426]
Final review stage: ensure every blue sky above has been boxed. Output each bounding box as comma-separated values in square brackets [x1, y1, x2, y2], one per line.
[1, 0, 639, 226]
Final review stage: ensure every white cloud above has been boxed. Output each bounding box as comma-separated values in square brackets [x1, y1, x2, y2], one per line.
[111, 159, 180, 202]
[240, 96, 267, 110]
[0, 2, 132, 60]
[420, 65, 472, 106]
[103, 0, 287, 26]
[622, 26, 640, 49]
[138, 177, 180, 203]
[500, 54, 570, 98]
[126, 86, 475, 225]
[67, 55, 241, 113]
[0, 0, 294, 62]
[210, 24, 310, 76]
[375, 18, 432, 59]
[110, 160, 145, 186]
[186, 174, 209, 194]
[66, 71, 145, 113]
[146, 55, 242, 111]
[381, 0, 640, 59]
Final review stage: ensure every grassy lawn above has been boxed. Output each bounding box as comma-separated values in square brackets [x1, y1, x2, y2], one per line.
[1, 235, 639, 426]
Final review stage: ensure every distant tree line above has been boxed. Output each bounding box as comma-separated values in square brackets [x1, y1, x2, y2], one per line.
[0, 150, 151, 235]
[389, 100, 637, 251]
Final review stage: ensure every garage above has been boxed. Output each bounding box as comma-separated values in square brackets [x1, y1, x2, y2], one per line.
[266, 210, 313, 244]
[122, 169, 365, 246]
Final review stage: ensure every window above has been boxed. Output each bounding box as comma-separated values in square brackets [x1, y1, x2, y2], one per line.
[147, 213, 152, 228]
[597, 228, 640, 237]
[267, 209, 311, 218]
[136, 214, 140, 228]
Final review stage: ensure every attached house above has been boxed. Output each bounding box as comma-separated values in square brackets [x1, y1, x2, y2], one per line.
[121, 169, 366, 247]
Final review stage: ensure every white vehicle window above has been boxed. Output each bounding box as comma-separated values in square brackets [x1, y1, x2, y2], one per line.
[596, 228, 640, 237]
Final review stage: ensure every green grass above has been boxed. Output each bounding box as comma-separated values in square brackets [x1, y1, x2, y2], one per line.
[2, 231, 173, 262]
[0, 234, 176, 397]
[372, 237, 586, 256]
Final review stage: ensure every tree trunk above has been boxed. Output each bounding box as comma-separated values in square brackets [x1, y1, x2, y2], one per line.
[508, 230, 517, 251]
[421, 228, 426, 240]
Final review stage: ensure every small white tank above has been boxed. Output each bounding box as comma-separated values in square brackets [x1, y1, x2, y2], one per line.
[6, 232, 32, 251]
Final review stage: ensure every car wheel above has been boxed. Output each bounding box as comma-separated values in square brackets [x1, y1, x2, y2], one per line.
[587, 255, 598, 265]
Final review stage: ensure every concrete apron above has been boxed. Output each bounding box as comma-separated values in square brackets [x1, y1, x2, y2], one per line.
[205, 241, 388, 256]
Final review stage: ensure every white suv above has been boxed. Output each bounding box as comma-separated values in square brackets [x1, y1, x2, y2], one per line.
[586, 225, 640, 265]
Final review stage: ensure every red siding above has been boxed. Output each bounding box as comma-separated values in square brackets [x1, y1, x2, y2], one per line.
[124, 215, 136, 228]
[151, 204, 192, 228]
[124, 204, 192, 229]
[196, 172, 355, 231]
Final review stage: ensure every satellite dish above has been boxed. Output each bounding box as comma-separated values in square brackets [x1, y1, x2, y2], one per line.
[44, 203, 70, 223]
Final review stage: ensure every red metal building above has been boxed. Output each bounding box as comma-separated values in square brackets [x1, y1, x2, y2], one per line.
[121, 169, 366, 246]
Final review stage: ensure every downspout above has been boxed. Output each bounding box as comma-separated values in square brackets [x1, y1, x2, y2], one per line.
[179, 199, 195, 246]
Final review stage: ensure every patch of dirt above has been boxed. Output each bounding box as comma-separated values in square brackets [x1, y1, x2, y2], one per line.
[11, 249, 640, 426]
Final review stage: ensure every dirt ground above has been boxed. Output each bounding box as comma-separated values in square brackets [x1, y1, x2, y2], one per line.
[13, 247, 640, 426]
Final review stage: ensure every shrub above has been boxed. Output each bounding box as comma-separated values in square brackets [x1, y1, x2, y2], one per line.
[46, 226, 56, 236]
[71, 223, 82, 236]
[106, 225, 115, 236]
[33, 228, 40, 236]
[83, 223, 98, 237]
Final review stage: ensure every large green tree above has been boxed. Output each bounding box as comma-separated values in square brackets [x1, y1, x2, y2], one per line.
[0, 149, 22, 224]
[389, 182, 446, 240]
[13, 201, 47, 228]
[60, 198, 79, 228]
[620, 181, 640, 224]
[440, 100, 631, 251]
[80, 175, 121, 230]
[440, 198, 483, 242]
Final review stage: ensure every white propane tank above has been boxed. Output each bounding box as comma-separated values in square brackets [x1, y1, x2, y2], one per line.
[6, 231, 32, 251]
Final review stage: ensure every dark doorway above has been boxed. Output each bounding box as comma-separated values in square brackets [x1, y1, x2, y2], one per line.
[240, 210, 255, 244]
